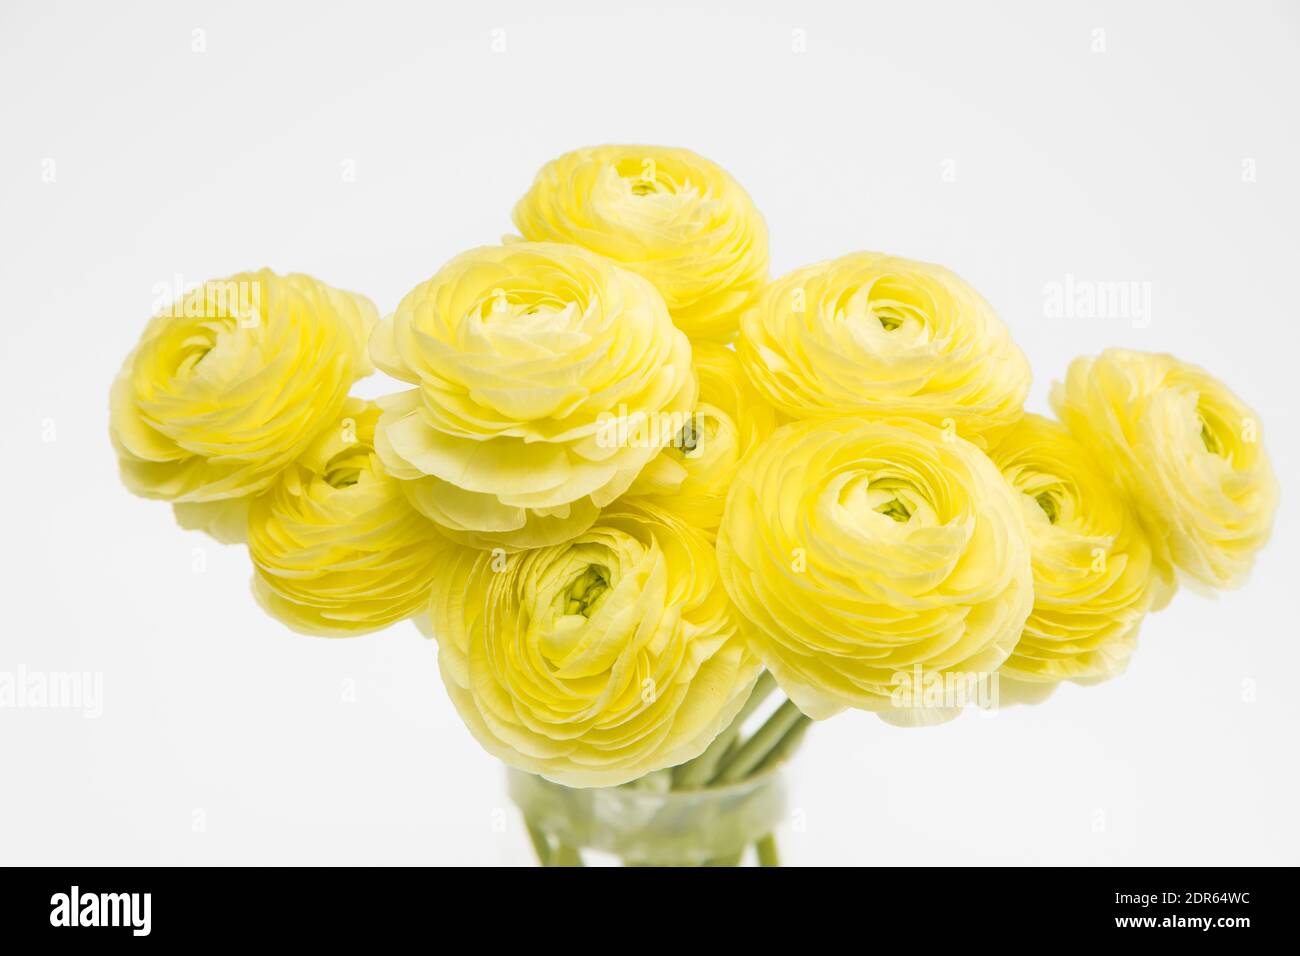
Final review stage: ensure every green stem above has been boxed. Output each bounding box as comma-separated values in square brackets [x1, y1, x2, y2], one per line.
[703, 851, 744, 866]
[674, 671, 778, 789]
[755, 833, 780, 867]
[712, 700, 810, 785]
[552, 843, 584, 867]
[525, 820, 552, 867]
[754, 711, 811, 775]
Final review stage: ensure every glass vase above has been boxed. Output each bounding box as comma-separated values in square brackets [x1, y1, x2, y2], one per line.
[508, 763, 790, 867]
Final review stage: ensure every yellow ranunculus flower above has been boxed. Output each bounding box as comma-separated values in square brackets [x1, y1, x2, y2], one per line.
[512, 145, 769, 342]
[110, 270, 377, 537]
[988, 414, 1173, 701]
[626, 342, 779, 535]
[370, 242, 697, 552]
[426, 502, 760, 787]
[248, 399, 452, 637]
[738, 252, 1031, 446]
[1052, 349, 1278, 591]
[716, 417, 1033, 722]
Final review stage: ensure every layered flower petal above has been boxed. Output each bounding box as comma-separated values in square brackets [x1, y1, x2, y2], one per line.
[248, 399, 453, 637]
[371, 242, 696, 551]
[426, 501, 760, 787]
[626, 341, 779, 535]
[173, 497, 253, 545]
[109, 270, 376, 527]
[738, 252, 1030, 446]
[512, 145, 769, 342]
[988, 413, 1172, 699]
[1051, 350, 1278, 590]
[716, 417, 1033, 722]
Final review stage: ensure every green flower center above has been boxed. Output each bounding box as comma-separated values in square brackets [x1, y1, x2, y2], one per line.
[675, 417, 702, 454]
[478, 288, 573, 324]
[874, 496, 912, 523]
[1199, 418, 1223, 456]
[323, 448, 372, 489]
[564, 565, 610, 617]
[1035, 491, 1060, 524]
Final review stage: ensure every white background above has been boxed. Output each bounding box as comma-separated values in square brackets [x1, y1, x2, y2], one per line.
[2, 0, 1297, 865]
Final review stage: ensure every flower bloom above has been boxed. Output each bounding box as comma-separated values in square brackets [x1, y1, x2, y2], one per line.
[248, 399, 453, 637]
[738, 252, 1031, 446]
[716, 417, 1033, 722]
[426, 502, 760, 787]
[1052, 349, 1278, 590]
[109, 270, 376, 538]
[626, 341, 779, 535]
[987, 413, 1173, 700]
[512, 144, 769, 342]
[370, 242, 696, 551]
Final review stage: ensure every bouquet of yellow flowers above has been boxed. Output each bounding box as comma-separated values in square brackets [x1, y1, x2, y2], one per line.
[110, 145, 1278, 866]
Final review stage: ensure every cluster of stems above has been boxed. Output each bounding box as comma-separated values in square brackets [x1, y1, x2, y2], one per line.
[525, 672, 811, 867]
